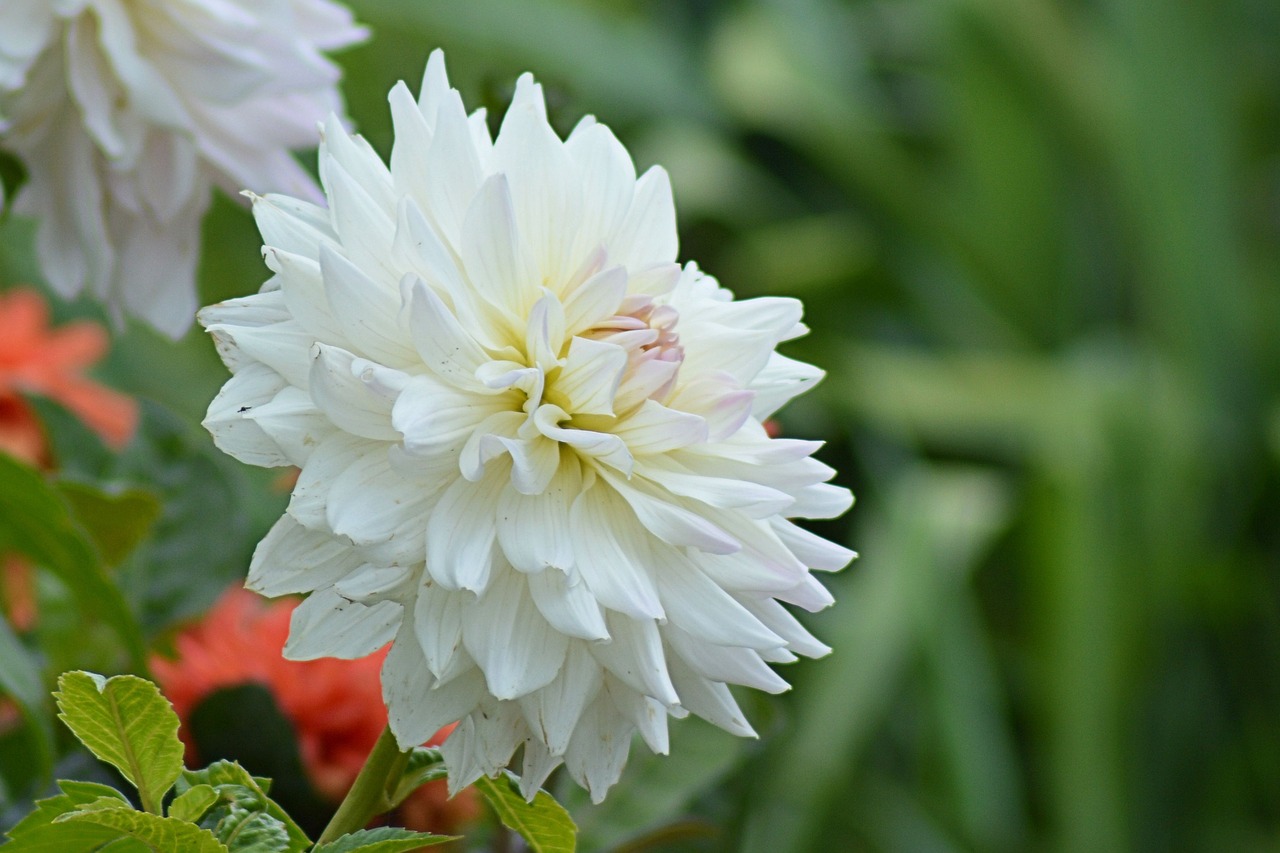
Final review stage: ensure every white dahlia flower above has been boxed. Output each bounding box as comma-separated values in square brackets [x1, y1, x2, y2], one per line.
[0, 0, 365, 337]
[200, 51, 854, 802]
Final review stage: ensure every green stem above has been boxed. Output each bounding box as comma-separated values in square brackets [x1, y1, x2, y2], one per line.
[315, 726, 410, 847]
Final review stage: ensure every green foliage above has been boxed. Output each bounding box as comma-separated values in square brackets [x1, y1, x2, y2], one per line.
[177, 761, 311, 853]
[0, 453, 147, 670]
[0, 611, 54, 793]
[312, 827, 455, 853]
[55, 481, 161, 567]
[54, 672, 185, 815]
[475, 772, 577, 853]
[387, 748, 447, 810]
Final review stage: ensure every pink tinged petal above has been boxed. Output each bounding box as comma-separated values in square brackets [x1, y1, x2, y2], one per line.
[458, 412, 526, 481]
[247, 515, 364, 597]
[384, 626, 488, 748]
[750, 352, 825, 419]
[735, 596, 832, 658]
[605, 679, 669, 755]
[461, 173, 538, 318]
[564, 694, 635, 804]
[770, 518, 857, 571]
[679, 325, 776, 387]
[425, 468, 504, 593]
[653, 553, 785, 650]
[665, 625, 790, 694]
[775, 573, 836, 613]
[497, 464, 579, 572]
[287, 431, 368, 529]
[284, 587, 401, 660]
[266, 247, 347, 346]
[203, 363, 293, 468]
[463, 571, 568, 700]
[570, 483, 664, 620]
[665, 652, 757, 738]
[413, 581, 465, 680]
[424, 88, 485, 247]
[325, 445, 429, 544]
[613, 359, 681, 413]
[562, 265, 627, 336]
[251, 192, 339, 258]
[789, 483, 855, 519]
[590, 612, 679, 705]
[405, 276, 493, 390]
[527, 567, 609, 642]
[309, 343, 406, 441]
[535, 405, 634, 475]
[600, 472, 739, 554]
[245, 385, 334, 467]
[564, 123, 636, 268]
[665, 376, 756, 442]
[610, 166, 678, 269]
[334, 565, 414, 604]
[514, 640, 604, 753]
[320, 243, 417, 366]
[612, 399, 708, 455]
[519, 740, 565, 800]
[554, 337, 627, 416]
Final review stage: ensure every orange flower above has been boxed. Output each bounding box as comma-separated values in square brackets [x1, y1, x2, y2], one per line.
[0, 287, 136, 453]
[152, 588, 478, 835]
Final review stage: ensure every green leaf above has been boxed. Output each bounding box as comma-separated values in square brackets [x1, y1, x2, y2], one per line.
[0, 613, 54, 791]
[209, 803, 290, 852]
[475, 772, 577, 853]
[55, 480, 161, 566]
[54, 671, 185, 814]
[0, 453, 147, 669]
[179, 760, 311, 853]
[6, 780, 130, 840]
[169, 784, 219, 823]
[55, 806, 229, 852]
[312, 826, 457, 853]
[388, 747, 447, 809]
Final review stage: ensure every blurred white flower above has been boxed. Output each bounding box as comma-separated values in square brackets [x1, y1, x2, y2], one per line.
[200, 50, 854, 802]
[0, 0, 365, 337]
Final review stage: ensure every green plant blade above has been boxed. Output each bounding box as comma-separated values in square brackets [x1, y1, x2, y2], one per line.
[54, 671, 185, 814]
[312, 826, 457, 853]
[475, 772, 576, 853]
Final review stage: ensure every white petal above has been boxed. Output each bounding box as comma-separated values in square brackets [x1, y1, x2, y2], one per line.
[570, 483, 664, 620]
[284, 587, 400, 660]
[496, 464, 579, 572]
[463, 569, 568, 699]
[589, 612, 678, 705]
[771, 518, 857, 570]
[653, 552, 785, 650]
[665, 625, 790, 694]
[385, 626, 487, 748]
[609, 166, 677, 269]
[309, 343, 405, 441]
[203, 363, 293, 468]
[612, 400, 708, 455]
[554, 337, 627, 416]
[666, 652, 756, 738]
[425, 467, 504, 593]
[413, 581, 465, 680]
[526, 567, 609, 642]
[247, 515, 362, 597]
[460, 173, 537, 319]
[564, 693, 634, 804]
[320, 243, 416, 366]
[518, 642, 603, 755]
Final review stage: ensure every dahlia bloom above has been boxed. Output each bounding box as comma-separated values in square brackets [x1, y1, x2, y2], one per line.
[0, 0, 366, 337]
[200, 51, 854, 802]
[152, 587, 477, 834]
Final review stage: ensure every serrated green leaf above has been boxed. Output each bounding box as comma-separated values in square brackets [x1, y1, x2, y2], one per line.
[0, 612, 54, 791]
[5, 780, 129, 840]
[55, 480, 161, 566]
[0, 454, 146, 669]
[54, 671, 184, 814]
[55, 806, 230, 852]
[180, 760, 311, 853]
[388, 747, 447, 809]
[211, 803, 290, 852]
[0, 819, 123, 852]
[312, 826, 457, 853]
[169, 784, 219, 823]
[475, 772, 576, 853]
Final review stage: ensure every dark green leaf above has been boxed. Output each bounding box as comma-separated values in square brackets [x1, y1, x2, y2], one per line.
[388, 748, 446, 809]
[0, 613, 54, 792]
[475, 772, 576, 853]
[179, 760, 311, 853]
[0, 453, 146, 669]
[210, 803, 290, 852]
[312, 826, 456, 853]
[55, 480, 161, 566]
[54, 671, 185, 814]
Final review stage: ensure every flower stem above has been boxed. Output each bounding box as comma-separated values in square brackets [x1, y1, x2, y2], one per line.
[316, 725, 410, 846]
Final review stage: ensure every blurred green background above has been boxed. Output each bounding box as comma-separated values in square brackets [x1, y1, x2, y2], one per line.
[4, 0, 1280, 850]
